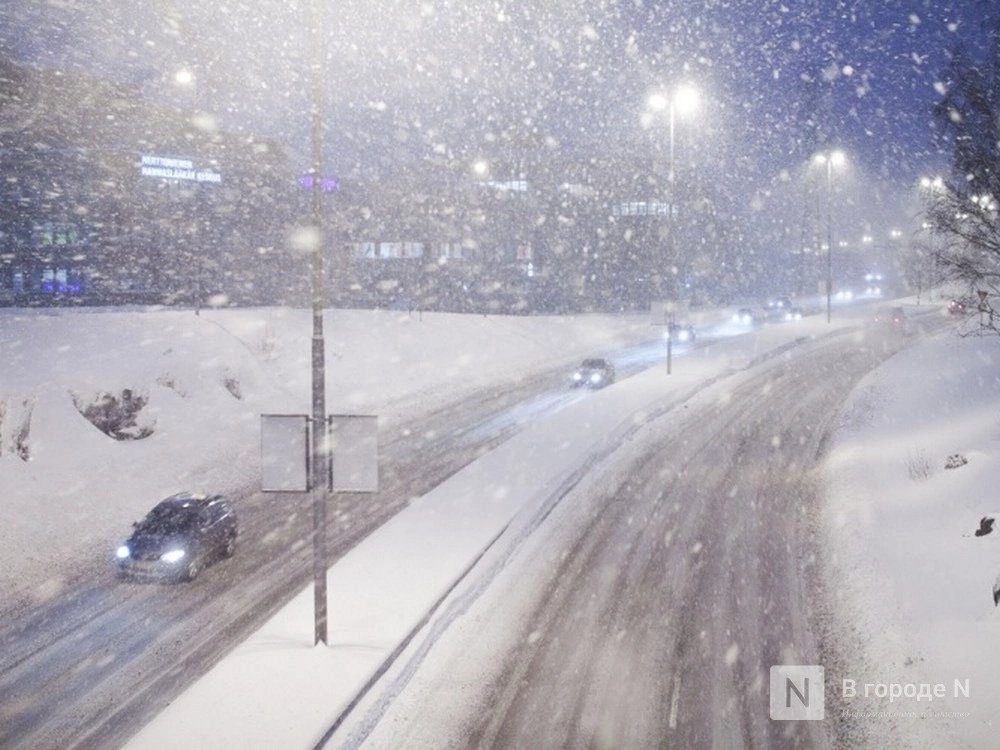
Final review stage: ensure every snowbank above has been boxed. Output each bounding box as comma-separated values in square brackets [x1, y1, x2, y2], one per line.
[822, 329, 1000, 749]
[0, 307, 660, 602]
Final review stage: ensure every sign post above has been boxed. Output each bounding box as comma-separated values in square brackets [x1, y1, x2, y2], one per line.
[260, 413, 378, 645]
[651, 300, 677, 375]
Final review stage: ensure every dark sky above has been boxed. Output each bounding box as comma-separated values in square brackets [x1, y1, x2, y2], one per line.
[1, 0, 993, 244]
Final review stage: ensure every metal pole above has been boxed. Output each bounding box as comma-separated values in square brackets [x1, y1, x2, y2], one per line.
[668, 101, 676, 187]
[826, 159, 833, 324]
[666, 314, 673, 375]
[666, 100, 675, 303]
[309, 0, 328, 646]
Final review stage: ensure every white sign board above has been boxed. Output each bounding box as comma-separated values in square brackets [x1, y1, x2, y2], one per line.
[650, 299, 689, 325]
[329, 415, 379, 492]
[140, 154, 222, 183]
[261, 414, 309, 492]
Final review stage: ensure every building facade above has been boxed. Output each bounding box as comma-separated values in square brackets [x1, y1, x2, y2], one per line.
[0, 63, 301, 307]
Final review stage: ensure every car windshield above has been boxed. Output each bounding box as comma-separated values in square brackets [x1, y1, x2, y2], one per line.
[4, 3, 1000, 749]
[139, 504, 199, 534]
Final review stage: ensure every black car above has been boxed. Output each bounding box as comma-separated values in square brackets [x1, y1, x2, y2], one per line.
[116, 492, 238, 581]
[571, 357, 615, 388]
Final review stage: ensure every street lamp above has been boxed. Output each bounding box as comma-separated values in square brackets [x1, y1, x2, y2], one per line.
[646, 84, 699, 187]
[174, 68, 195, 91]
[644, 84, 700, 302]
[472, 159, 489, 180]
[919, 175, 946, 300]
[813, 150, 845, 322]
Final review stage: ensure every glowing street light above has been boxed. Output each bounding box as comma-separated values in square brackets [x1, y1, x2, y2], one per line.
[920, 175, 944, 192]
[174, 68, 195, 87]
[472, 159, 489, 178]
[918, 175, 947, 301]
[646, 84, 700, 186]
[643, 83, 701, 302]
[813, 150, 845, 322]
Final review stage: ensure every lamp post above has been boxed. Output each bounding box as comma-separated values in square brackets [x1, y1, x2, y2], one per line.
[919, 176, 945, 300]
[917, 176, 944, 304]
[308, 0, 329, 646]
[644, 84, 699, 303]
[814, 150, 845, 322]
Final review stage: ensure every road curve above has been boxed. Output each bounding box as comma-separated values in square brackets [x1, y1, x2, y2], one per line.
[349, 331, 910, 749]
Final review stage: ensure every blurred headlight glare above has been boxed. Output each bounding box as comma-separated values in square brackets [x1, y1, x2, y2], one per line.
[161, 549, 186, 564]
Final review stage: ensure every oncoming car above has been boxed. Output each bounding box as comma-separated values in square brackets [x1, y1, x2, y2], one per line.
[116, 492, 238, 582]
[784, 307, 803, 321]
[667, 321, 696, 343]
[732, 307, 756, 326]
[571, 358, 615, 389]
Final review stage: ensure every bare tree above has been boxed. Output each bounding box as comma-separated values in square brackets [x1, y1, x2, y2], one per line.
[927, 9, 1000, 331]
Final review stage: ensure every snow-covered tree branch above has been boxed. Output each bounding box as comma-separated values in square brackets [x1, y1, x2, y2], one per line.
[929, 10, 1000, 332]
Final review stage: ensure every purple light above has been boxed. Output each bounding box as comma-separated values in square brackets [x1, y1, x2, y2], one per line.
[298, 175, 338, 192]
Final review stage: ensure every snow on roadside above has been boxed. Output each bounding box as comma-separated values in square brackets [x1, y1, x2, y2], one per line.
[0, 307, 659, 603]
[822, 327, 1000, 749]
[123, 311, 848, 750]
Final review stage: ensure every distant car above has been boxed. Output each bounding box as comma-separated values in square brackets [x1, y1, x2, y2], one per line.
[571, 358, 615, 388]
[872, 305, 910, 334]
[116, 492, 238, 582]
[732, 307, 756, 326]
[667, 321, 696, 343]
[765, 297, 794, 321]
[783, 307, 803, 321]
[948, 298, 967, 315]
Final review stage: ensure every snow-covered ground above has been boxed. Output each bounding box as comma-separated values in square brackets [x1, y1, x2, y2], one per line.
[4, 300, 998, 748]
[822, 325, 1000, 749]
[123, 306, 851, 750]
[0, 306, 665, 602]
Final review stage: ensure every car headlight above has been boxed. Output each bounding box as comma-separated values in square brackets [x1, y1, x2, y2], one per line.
[160, 549, 187, 564]
[590, 373, 602, 383]
[572, 372, 582, 381]
[116, 545, 130, 560]
[677, 329, 690, 341]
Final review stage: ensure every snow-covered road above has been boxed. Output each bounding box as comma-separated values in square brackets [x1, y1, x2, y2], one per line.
[7, 301, 962, 749]
[0, 345, 635, 750]
[333, 330, 914, 748]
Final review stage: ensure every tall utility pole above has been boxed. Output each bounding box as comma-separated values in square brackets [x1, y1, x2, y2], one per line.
[309, 0, 328, 646]
[814, 150, 844, 323]
[645, 84, 699, 302]
[826, 160, 833, 324]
